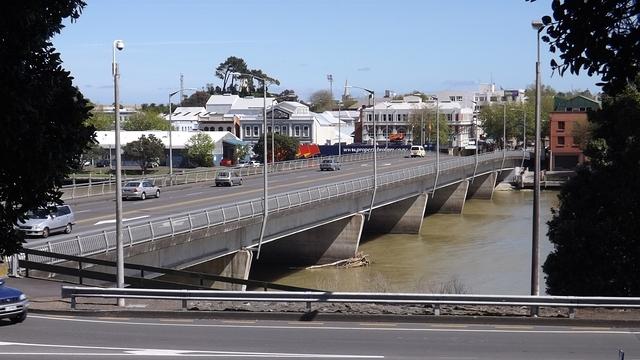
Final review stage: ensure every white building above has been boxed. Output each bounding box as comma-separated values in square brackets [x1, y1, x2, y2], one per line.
[164, 106, 209, 132]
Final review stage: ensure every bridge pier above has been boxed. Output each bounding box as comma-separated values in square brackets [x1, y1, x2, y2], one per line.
[257, 214, 364, 266]
[366, 193, 428, 234]
[467, 172, 498, 200]
[185, 249, 253, 290]
[426, 180, 469, 214]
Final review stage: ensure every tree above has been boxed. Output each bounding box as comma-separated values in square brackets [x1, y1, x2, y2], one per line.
[408, 107, 450, 145]
[478, 84, 556, 146]
[527, 0, 640, 295]
[122, 110, 170, 131]
[0, 0, 95, 256]
[140, 103, 169, 114]
[215, 56, 249, 93]
[122, 135, 165, 174]
[235, 144, 251, 162]
[527, 0, 639, 94]
[544, 83, 640, 296]
[185, 133, 215, 167]
[180, 91, 211, 107]
[309, 90, 334, 112]
[86, 111, 113, 131]
[253, 134, 299, 163]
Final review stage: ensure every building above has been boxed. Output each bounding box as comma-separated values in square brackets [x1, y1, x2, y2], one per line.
[93, 130, 245, 167]
[164, 107, 209, 132]
[548, 95, 600, 170]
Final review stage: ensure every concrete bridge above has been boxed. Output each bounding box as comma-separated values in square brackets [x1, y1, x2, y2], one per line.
[25, 151, 525, 288]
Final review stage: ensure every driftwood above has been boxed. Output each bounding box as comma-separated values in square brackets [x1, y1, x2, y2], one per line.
[306, 252, 369, 269]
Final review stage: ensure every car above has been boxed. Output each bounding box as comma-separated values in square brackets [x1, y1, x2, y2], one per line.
[320, 159, 341, 171]
[0, 278, 28, 324]
[15, 205, 76, 238]
[95, 159, 111, 167]
[122, 180, 160, 200]
[215, 171, 243, 186]
[410, 145, 426, 157]
[238, 160, 260, 168]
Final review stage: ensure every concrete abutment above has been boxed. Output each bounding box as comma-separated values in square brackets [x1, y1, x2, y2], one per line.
[426, 180, 469, 214]
[365, 193, 428, 234]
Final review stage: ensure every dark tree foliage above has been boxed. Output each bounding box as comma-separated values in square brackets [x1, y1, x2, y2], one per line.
[253, 134, 299, 163]
[215, 56, 248, 93]
[0, 1, 94, 256]
[122, 135, 165, 174]
[544, 83, 640, 296]
[527, 0, 640, 94]
[180, 91, 211, 107]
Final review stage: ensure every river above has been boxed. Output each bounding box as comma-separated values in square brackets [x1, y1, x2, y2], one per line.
[251, 189, 559, 295]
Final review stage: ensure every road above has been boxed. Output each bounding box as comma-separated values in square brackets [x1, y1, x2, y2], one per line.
[28, 154, 450, 243]
[0, 315, 637, 359]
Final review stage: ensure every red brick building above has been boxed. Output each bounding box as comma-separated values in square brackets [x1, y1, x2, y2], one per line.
[548, 96, 600, 170]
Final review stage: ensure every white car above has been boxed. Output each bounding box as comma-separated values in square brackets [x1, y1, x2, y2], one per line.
[15, 205, 76, 238]
[410, 145, 426, 157]
[238, 160, 260, 168]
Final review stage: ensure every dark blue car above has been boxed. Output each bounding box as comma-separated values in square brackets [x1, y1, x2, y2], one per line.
[0, 278, 28, 323]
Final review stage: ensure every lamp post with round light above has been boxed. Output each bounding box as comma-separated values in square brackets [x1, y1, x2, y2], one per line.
[531, 19, 545, 297]
[112, 39, 125, 306]
[168, 87, 197, 183]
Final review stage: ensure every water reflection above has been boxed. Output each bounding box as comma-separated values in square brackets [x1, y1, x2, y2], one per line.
[250, 189, 558, 295]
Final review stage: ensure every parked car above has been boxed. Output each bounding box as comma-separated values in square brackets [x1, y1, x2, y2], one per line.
[238, 160, 260, 168]
[410, 145, 426, 157]
[320, 159, 341, 171]
[15, 205, 75, 238]
[95, 159, 110, 167]
[122, 180, 160, 200]
[220, 159, 233, 167]
[215, 171, 243, 186]
[0, 278, 28, 324]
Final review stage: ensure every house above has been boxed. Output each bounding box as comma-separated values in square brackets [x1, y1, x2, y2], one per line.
[164, 106, 209, 132]
[548, 95, 600, 170]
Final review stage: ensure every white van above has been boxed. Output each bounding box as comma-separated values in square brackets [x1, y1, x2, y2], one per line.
[15, 205, 75, 238]
[410, 145, 426, 157]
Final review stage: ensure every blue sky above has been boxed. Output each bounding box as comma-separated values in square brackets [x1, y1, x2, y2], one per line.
[52, 0, 601, 105]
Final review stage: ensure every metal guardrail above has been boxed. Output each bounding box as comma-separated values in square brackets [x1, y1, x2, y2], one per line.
[61, 150, 408, 200]
[60, 286, 640, 318]
[26, 151, 526, 262]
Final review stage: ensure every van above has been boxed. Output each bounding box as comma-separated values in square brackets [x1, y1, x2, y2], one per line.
[215, 171, 243, 186]
[15, 205, 75, 238]
[410, 145, 426, 157]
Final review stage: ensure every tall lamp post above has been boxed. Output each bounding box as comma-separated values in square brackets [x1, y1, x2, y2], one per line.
[346, 85, 376, 219]
[531, 20, 545, 296]
[168, 87, 197, 182]
[112, 39, 125, 306]
[337, 101, 342, 158]
[271, 99, 277, 167]
[502, 103, 507, 168]
[232, 72, 269, 257]
[432, 96, 440, 195]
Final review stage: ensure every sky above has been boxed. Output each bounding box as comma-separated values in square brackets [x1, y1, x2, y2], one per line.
[52, 0, 602, 105]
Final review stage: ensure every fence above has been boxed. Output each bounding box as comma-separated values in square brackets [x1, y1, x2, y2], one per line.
[26, 151, 526, 263]
[61, 149, 408, 200]
[60, 286, 640, 318]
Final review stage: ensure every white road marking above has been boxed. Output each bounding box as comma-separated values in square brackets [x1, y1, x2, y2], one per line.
[73, 209, 93, 214]
[28, 315, 640, 335]
[184, 191, 206, 196]
[0, 341, 382, 358]
[94, 215, 150, 225]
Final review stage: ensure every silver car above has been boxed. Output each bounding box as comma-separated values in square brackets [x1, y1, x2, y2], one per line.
[122, 180, 160, 200]
[215, 171, 243, 186]
[15, 205, 75, 238]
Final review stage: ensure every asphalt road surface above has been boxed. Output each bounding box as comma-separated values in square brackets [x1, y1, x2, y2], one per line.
[26, 154, 450, 244]
[0, 314, 638, 359]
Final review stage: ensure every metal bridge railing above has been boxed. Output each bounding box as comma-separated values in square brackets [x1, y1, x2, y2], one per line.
[60, 149, 407, 200]
[61, 286, 640, 318]
[26, 151, 526, 262]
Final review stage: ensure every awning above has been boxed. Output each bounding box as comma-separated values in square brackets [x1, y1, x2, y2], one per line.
[223, 138, 247, 146]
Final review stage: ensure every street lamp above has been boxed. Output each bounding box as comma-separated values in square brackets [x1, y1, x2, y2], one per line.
[432, 96, 440, 195]
[112, 39, 125, 306]
[531, 19, 545, 296]
[168, 87, 197, 183]
[346, 85, 376, 220]
[502, 103, 507, 168]
[337, 101, 342, 158]
[471, 100, 479, 176]
[232, 72, 269, 258]
[270, 99, 276, 168]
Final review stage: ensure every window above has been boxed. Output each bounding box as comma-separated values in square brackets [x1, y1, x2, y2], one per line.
[446, 114, 452, 121]
[245, 126, 251, 137]
[294, 125, 300, 137]
[204, 126, 209, 131]
[268, 126, 272, 133]
[558, 136, 565, 146]
[253, 126, 259, 136]
[479, 97, 486, 102]
[374, 114, 379, 121]
[368, 114, 372, 122]
[382, 114, 387, 122]
[226, 127, 232, 132]
[281, 125, 287, 134]
[275, 125, 280, 134]
[449, 96, 456, 101]
[456, 96, 463, 101]
[558, 121, 565, 131]
[490, 96, 498, 102]
[303, 125, 309, 137]
[218, 127, 223, 131]
[402, 114, 408, 121]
